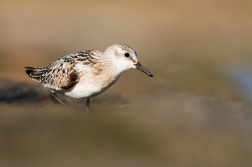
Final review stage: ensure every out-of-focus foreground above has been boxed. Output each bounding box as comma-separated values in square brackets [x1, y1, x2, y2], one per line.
[1, 1, 252, 167]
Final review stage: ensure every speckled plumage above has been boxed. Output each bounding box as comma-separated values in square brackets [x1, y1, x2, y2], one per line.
[25, 44, 153, 111]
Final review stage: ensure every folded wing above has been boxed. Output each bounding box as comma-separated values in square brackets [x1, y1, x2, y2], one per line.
[25, 58, 79, 90]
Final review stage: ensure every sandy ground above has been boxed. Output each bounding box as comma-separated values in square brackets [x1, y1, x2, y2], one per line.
[1, 1, 252, 166]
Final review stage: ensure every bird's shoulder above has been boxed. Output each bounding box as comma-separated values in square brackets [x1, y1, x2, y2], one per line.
[50, 50, 103, 67]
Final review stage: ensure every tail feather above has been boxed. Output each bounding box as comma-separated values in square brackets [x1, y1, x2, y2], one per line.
[25, 67, 48, 82]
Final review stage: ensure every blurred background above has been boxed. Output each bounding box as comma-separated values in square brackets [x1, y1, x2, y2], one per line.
[1, 0, 252, 166]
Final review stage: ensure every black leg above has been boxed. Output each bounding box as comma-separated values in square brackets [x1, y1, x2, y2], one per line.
[86, 98, 90, 112]
[51, 90, 67, 107]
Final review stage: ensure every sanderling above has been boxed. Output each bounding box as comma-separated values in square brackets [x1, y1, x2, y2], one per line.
[25, 44, 153, 112]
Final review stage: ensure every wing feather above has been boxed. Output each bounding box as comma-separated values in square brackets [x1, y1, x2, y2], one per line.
[25, 50, 103, 90]
[25, 58, 79, 90]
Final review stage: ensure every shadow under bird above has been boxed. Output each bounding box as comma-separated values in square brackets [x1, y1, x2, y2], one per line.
[25, 44, 153, 112]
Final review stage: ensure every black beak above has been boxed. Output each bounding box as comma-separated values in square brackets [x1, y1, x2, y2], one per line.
[135, 62, 153, 77]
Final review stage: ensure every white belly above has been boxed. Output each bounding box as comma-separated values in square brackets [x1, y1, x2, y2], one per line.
[63, 83, 102, 99]
[63, 75, 120, 99]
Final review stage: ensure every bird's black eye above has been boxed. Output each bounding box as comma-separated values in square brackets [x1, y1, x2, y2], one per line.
[124, 53, 130, 57]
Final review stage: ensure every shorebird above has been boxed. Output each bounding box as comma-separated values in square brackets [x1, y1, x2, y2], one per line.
[25, 44, 153, 111]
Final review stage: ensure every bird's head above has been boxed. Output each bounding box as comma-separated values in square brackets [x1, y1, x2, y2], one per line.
[104, 44, 153, 77]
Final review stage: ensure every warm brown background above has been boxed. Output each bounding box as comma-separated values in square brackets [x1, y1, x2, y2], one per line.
[1, 1, 252, 167]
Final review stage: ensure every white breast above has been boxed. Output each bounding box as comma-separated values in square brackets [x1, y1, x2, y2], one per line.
[64, 82, 102, 99]
[63, 74, 120, 99]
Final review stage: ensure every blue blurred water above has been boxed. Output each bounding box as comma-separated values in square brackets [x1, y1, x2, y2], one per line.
[225, 65, 252, 102]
